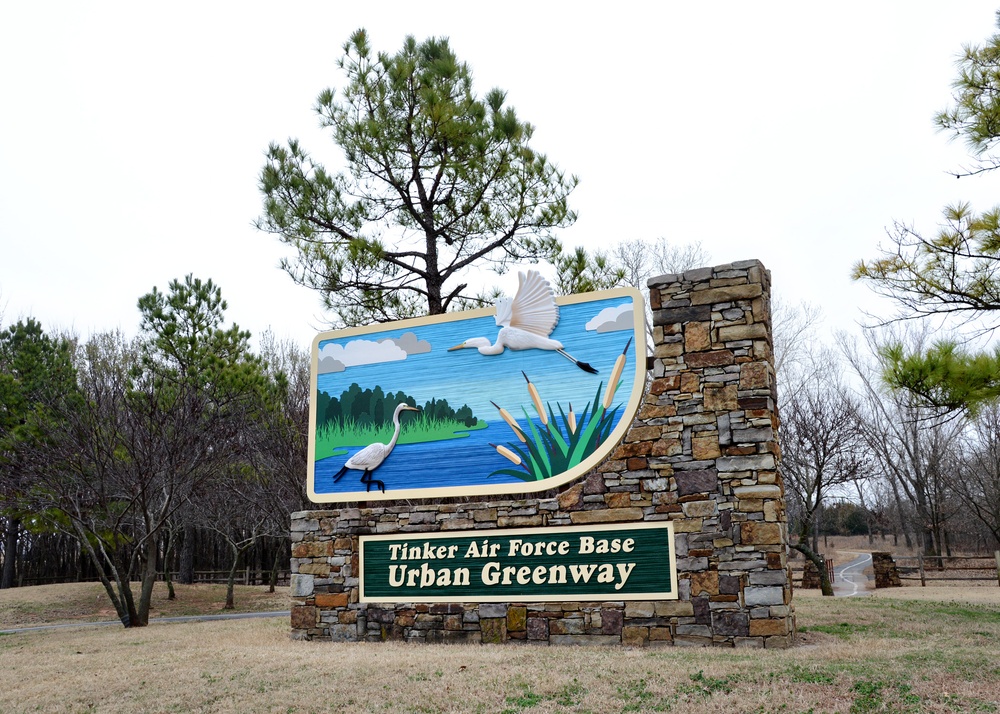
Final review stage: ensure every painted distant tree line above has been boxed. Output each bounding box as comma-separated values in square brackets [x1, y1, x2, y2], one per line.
[315, 384, 479, 432]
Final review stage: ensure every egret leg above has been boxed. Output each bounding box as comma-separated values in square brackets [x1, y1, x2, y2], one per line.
[360, 470, 386, 493]
[333, 466, 349, 482]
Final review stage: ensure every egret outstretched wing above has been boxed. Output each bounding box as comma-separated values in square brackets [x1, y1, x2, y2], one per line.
[498, 270, 559, 337]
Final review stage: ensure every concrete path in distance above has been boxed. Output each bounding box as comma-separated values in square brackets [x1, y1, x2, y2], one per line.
[833, 552, 873, 597]
[0, 610, 290, 635]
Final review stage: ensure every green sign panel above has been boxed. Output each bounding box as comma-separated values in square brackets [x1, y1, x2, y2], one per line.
[359, 522, 677, 603]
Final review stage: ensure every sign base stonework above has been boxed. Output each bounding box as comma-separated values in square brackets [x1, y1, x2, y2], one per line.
[290, 260, 795, 648]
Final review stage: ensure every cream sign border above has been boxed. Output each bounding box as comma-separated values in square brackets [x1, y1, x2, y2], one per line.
[306, 287, 647, 503]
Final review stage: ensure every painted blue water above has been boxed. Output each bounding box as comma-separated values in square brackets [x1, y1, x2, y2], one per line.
[313, 421, 530, 496]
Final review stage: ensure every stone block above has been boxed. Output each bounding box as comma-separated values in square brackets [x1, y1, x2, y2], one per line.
[549, 634, 621, 646]
[290, 574, 314, 598]
[675, 624, 712, 637]
[440, 518, 475, 531]
[749, 570, 788, 586]
[480, 618, 507, 644]
[744, 586, 785, 607]
[712, 610, 749, 637]
[297, 563, 330, 577]
[649, 376, 680, 394]
[677, 557, 709, 571]
[479, 603, 507, 618]
[654, 600, 694, 617]
[672, 518, 704, 533]
[689, 570, 720, 597]
[731, 427, 774, 443]
[290, 518, 319, 533]
[719, 456, 777, 473]
[328, 623, 358, 642]
[684, 322, 711, 352]
[689, 283, 762, 305]
[749, 618, 789, 636]
[739, 362, 770, 389]
[691, 435, 721, 460]
[550, 618, 586, 635]
[292, 541, 333, 558]
[649, 626, 673, 642]
[290, 605, 317, 630]
[718, 324, 768, 341]
[507, 606, 527, 632]
[569, 507, 644, 524]
[741, 521, 782, 545]
[653, 305, 712, 325]
[601, 608, 623, 635]
[655, 342, 685, 358]
[675, 470, 718, 496]
[719, 574, 742, 595]
[527, 617, 549, 640]
[473, 508, 498, 522]
[583, 473, 608, 495]
[627, 425, 662, 442]
[682, 499, 718, 518]
[498, 515, 544, 528]
[622, 626, 649, 647]
[605, 491, 632, 508]
[624, 601, 655, 618]
[704, 384, 738, 411]
[685, 350, 735, 369]
[314, 592, 349, 608]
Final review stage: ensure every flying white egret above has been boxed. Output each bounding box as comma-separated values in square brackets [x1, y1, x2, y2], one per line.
[447, 270, 598, 373]
[332, 403, 420, 493]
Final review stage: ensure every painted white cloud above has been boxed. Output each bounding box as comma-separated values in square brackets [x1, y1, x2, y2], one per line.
[585, 303, 634, 333]
[318, 338, 407, 369]
[380, 331, 431, 355]
[317, 356, 346, 374]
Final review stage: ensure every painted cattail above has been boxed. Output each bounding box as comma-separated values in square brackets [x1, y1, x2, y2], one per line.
[603, 337, 633, 409]
[567, 403, 577, 434]
[521, 371, 548, 426]
[491, 400, 526, 442]
[490, 442, 522, 466]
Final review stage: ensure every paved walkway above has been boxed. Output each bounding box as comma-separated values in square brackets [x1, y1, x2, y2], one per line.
[0, 610, 289, 635]
[833, 552, 874, 597]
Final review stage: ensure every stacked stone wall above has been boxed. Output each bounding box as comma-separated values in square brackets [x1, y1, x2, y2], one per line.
[872, 552, 902, 588]
[290, 259, 794, 647]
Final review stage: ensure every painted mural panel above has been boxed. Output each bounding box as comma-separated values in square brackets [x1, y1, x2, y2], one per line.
[307, 275, 645, 503]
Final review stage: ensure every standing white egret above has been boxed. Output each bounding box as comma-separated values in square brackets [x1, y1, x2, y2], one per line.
[332, 403, 420, 493]
[447, 270, 598, 373]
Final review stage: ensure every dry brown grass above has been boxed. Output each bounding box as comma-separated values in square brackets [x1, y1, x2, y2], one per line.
[0, 582, 290, 628]
[1, 585, 998, 713]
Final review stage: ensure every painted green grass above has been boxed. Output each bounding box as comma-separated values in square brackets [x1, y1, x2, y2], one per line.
[315, 415, 487, 460]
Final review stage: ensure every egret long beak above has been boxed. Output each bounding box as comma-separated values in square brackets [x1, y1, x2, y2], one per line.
[447, 342, 466, 351]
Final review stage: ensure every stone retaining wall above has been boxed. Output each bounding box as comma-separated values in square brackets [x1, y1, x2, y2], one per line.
[872, 552, 902, 588]
[290, 259, 794, 647]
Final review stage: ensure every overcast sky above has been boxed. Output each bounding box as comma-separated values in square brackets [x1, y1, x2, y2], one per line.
[3, 2, 999, 351]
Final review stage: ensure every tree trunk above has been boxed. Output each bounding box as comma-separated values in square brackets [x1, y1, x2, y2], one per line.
[134, 538, 159, 627]
[1, 517, 20, 589]
[164, 533, 176, 601]
[269, 544, 282, 593]
[793, 542, 834, 596]
[796, 518, 833, 596]
[178, 523, 195, 585]
[225, 544, 240, 610]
